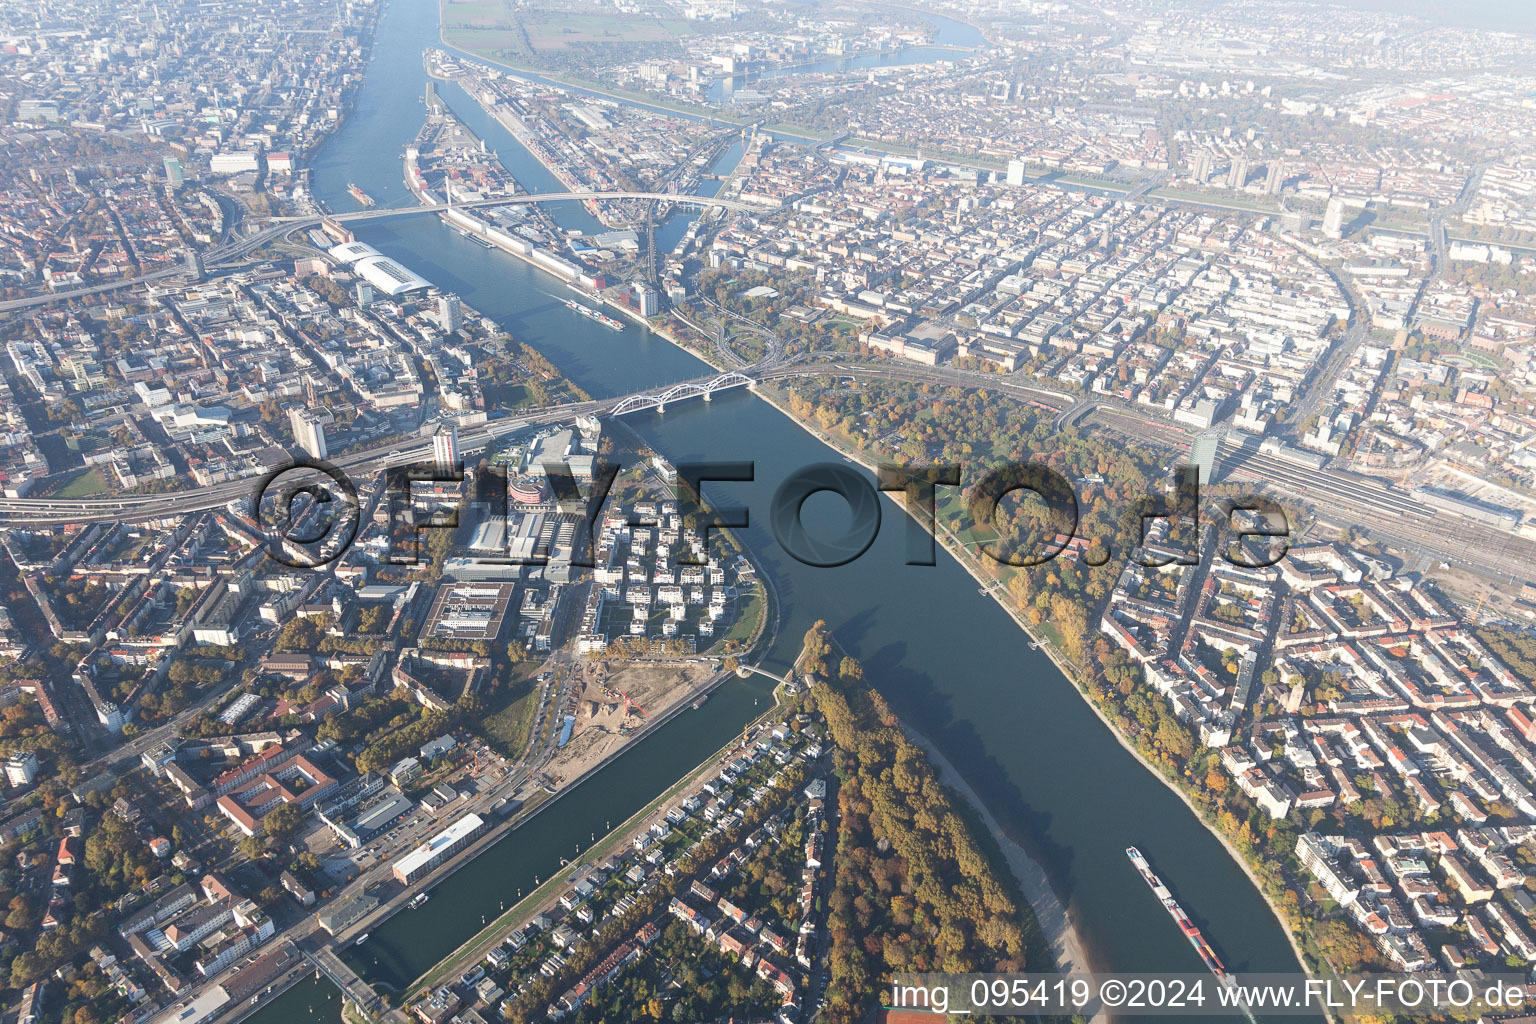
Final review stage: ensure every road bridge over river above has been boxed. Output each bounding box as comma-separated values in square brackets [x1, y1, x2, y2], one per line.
[0, 360, 1067, 525]
[0, 189, 769, 313]
[308, 947, 389, 1022]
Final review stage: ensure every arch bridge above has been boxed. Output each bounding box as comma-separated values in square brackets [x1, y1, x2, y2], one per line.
[609, 372, 752, 416]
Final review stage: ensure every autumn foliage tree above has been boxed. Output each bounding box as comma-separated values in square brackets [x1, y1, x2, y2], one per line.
[802, 625, 1029, 1024]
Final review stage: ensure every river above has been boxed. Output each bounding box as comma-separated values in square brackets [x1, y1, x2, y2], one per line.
[252, 0, 1312, 1019]
[707, 6, 983, 102]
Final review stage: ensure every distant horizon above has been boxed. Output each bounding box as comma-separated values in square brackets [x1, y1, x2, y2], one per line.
[1330, 0, 1536, 34]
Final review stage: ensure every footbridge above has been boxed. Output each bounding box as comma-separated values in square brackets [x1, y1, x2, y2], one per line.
[738, 664, 793, 687]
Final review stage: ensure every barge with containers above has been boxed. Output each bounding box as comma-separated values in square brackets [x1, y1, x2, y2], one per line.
[563, 297, 625, 332]
[1127, 847, 1235, 986]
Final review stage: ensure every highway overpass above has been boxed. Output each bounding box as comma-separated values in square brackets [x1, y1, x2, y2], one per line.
[3, 357, 1528, 592]
[0, 360, 1068, 525]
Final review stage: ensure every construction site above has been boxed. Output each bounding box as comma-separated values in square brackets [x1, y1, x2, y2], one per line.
[541, 659, 722, 788]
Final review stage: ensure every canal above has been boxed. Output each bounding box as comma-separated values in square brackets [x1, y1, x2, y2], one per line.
[251, 0, 1312, 1019]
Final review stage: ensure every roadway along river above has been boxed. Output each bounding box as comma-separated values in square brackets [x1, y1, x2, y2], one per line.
[251, 0, 1313, 1020]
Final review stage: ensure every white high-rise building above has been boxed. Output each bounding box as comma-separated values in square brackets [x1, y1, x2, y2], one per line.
[1006, 159, 1027, 186]
[6, 752, 38, 788]
[437, 294, 462, 333]
[1190, 150, 1213, 183]
[632, 281, 660, 317]
[1190, 430, 1224, 486]
[1264, 160, 1284, 195]
[289, 408, 332, 460]
[1322, 197, 1347, 239]
[433, 422, 460, 476]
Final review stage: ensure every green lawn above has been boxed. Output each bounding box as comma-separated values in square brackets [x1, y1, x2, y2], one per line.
[1462, 350, 1507, 370]
[1148, 187, 1282, 213]
[522, 12, 682, 50]
[443, 0, 696, 58]
[715, 587, 763, 651]
[53, 467, 110, 497]
[441, 0, 511, 24]
[477, 670, 540, 757]
[446, 27, 526, 51]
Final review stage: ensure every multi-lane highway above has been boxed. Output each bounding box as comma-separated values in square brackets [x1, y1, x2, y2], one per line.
[0, 358, 1068, 524]
[1, 346, 1529, 586]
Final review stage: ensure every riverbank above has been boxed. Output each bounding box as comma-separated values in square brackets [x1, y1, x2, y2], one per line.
[312, 0, 1316, 992]
[921, 464, 1320, 997]
[434, 14, 834, 143]
[206, 958, 315, 1024]
[903, 728, 1099, 982]
[803, 620, 1092, 988]
[847, 0, 993, 45]
[404, 674, 798, 998]
[333, 663, 747, 959]
[745, 376, 1321, 998]
[404, 183, 1312, 990]
[739, 383, 1092, 977]
[472, 247, 1188, 988]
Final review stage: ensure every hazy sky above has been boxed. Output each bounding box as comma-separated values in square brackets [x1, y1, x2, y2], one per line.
[1329, 0, 1536, 33]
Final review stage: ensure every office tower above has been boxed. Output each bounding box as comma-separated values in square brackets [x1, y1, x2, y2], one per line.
[1191, 150, 1212, 183]
[355, 281, 374, 306]
[437, 293, 462, 332]
[1280, 211, 1308, 233]
[183, 249, 204, 281]
[433, 422, 460, 476]
[633, 281, 660, 317]
[163, 155, 183, 187]
[1190, 430, 1223, 485]
[1006, 158, 1027, 186]
[290, 408, 330, 460]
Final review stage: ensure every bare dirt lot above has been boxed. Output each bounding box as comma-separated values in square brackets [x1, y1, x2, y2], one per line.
[543, 660, 717, 785]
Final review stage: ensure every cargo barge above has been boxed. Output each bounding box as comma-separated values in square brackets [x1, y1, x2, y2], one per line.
[1126, 847, 1235, 985]
[563, 298, 625, 332]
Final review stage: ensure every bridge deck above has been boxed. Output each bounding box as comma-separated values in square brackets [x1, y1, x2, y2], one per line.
[310, 947, 386, 1019]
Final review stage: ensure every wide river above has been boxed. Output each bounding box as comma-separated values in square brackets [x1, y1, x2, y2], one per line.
[251, 1, 1311, 1019]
